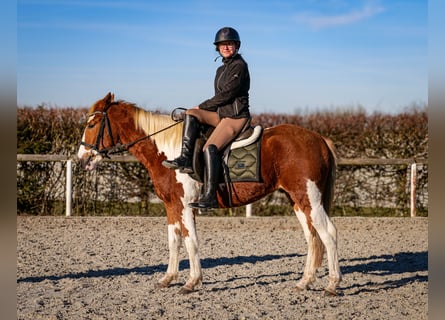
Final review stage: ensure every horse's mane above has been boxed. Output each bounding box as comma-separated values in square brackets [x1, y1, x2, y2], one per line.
[130, 102, 183, 150]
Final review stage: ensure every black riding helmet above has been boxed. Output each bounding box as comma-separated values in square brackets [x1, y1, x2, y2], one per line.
[214, 27, 241, 49]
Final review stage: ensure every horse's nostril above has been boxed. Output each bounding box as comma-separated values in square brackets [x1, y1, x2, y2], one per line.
[80, 154, 93, 170]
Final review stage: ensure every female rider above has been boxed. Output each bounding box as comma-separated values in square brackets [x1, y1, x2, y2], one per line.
[162, 27, 251, 209]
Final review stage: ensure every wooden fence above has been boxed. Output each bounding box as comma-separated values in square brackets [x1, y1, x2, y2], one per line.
[17, 154, 427, 217]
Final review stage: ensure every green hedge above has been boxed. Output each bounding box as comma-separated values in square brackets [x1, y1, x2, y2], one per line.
[17, 104, 428, 216]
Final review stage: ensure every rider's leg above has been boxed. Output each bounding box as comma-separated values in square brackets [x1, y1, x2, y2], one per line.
[189, 117, 249, 209]
[186, 108, 220, 126]
[188, 144, 220, 209]
[203, 117, 248, 150]
[161, 114, 199, 173]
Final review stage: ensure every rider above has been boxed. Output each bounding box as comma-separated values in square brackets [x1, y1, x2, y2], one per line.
[162, 27, 251, 209]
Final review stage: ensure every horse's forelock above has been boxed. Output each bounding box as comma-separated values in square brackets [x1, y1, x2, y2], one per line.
[87, 100, 101, 114]
[88, 95, 112, 114]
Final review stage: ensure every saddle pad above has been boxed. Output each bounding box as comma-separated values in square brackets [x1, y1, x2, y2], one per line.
[231, 125, 262, 149]
[227, 140, 261, 182]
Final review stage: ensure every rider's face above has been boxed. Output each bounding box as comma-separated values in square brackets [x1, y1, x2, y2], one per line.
[218, 41, 237, 58]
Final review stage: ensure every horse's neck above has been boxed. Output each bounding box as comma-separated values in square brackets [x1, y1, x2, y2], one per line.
[123, 132, 163, 166]
[120, 122, 177, 170]
[113, 107, 181, 189]
[125, 134, 185, 203]
[124, 129, 179, 162]
[126, 109, 182, 160]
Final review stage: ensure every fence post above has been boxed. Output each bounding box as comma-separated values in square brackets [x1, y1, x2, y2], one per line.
[246, 203, 252, 217]
[66, 159, 72, 217]
[410, 162, 417, 217]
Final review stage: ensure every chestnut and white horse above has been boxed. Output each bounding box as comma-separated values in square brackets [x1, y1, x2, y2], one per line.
[77, 93, 341, 295]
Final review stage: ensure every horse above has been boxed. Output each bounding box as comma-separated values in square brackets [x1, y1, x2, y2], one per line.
[77, 92, 342, 295]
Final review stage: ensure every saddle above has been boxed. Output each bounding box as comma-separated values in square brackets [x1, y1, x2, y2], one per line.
[189, 124, 263, 184]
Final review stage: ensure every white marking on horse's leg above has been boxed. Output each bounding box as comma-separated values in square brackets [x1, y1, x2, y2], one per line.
[306, 179, 342, 294]
[158, 222, 182, 287]
[182, 207, 202, 291]
[295, 208, 318, 291]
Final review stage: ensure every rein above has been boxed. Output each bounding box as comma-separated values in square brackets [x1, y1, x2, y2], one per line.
[81, 103, 183, 157]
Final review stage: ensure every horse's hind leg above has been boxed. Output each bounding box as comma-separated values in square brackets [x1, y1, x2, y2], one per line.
[293, 180, 341, 295]
[305, 180, 341, 295]
[294, 208, 324, 291]
[315, 218, 341, 295]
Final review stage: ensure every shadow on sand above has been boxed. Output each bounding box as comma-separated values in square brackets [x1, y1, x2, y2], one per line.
[17, 251, 427, 294]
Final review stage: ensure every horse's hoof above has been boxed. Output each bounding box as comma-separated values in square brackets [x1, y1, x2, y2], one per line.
[324, 288, 337, 296]
[154, 282, 168, 290]
[178, 286, 194, 294]
[294, 285, 305, 293]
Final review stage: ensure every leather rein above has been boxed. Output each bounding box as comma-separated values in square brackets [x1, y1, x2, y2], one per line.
[80, 103, 183, 158]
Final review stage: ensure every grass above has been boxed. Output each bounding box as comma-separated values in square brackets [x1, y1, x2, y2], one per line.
[19, 201, 427, 218]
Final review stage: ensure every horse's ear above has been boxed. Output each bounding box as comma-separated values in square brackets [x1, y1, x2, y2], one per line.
[104, 92, 114, 104]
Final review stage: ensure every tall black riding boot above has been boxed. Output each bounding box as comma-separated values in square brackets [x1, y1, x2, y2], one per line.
[189, 144, 220, 209]
[162, 114, 199, 173]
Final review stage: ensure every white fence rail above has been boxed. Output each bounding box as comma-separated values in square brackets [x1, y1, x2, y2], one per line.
[17, 154, 427, 217]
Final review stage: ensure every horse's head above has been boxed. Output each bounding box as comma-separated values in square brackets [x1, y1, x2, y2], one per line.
[77, 92, 120, 171]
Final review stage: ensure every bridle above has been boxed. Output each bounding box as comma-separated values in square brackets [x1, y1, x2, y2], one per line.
[80, 103, 183, 158]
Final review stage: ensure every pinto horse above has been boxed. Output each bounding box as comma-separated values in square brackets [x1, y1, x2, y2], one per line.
[77, 92, 341, 295]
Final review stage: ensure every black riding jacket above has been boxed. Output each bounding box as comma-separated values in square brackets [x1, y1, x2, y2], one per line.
[198, 53, 250, 119]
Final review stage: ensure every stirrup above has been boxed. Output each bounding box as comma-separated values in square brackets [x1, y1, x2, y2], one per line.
[162, 156, 193, 172]
[188, 198, 218, 209]
[179, 166, 194, 174]
[161, 159, 181, 170]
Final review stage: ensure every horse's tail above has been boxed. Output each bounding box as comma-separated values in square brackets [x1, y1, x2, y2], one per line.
[322, 137, 337, 216]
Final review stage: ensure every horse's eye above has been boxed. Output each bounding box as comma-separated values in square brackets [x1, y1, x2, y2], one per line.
[87, 123, 95, 129]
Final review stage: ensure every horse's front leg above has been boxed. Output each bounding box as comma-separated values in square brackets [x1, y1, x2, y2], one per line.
[179, 209, 202, 294]
[155, 222, 182, 289]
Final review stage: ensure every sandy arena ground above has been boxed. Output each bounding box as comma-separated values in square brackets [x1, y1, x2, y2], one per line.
[17, 216, 428, 319]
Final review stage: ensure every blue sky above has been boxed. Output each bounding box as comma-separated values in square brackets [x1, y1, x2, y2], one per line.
[17, 0, 427, 114]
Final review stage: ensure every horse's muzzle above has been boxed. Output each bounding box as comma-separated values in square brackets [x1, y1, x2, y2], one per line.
[78, 148, 102, 171]
[79, 154, 92, 171]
